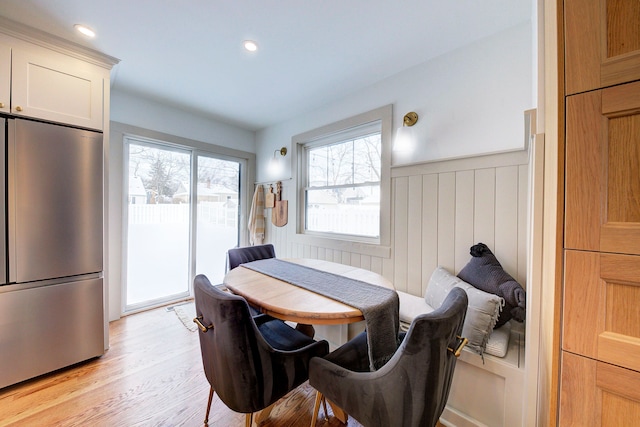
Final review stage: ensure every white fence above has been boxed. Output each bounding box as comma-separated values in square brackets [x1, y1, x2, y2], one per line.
[306, 206, 379, 237]
[128, 203, 238, 228]
[128, 203, 378, 236]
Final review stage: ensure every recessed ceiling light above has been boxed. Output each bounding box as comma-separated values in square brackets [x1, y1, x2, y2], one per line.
[74, 24, 96, 38]
[243, 40, 258, 52]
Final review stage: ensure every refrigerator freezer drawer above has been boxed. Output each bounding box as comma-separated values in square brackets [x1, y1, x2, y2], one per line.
[0, 278, 105, 389]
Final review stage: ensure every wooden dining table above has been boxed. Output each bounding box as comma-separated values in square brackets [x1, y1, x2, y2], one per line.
[223, 258, 395, 423]
[223, 258, 395, 325]
[223, 258, 396, 424]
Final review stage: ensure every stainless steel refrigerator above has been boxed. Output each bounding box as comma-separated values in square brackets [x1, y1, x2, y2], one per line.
[0, 117, 105, 389]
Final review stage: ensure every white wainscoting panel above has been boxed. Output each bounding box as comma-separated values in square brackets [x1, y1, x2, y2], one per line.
[392, 155, 529, 296]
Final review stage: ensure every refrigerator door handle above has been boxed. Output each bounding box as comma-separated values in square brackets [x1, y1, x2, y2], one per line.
[0, 119, 5, 285]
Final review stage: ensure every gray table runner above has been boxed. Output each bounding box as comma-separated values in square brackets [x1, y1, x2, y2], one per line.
[242, 258, 399, 370]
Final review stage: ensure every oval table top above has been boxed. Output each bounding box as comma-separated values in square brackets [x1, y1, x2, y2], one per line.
[223, 258, 395, 325]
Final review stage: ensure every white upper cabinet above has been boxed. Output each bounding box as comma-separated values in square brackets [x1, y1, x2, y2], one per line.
[0, 42, 10, 114]
[0, 18, 116, 131]
[11, 48, 105, 130]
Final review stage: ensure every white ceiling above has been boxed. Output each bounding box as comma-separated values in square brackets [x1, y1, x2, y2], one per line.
[1, 1, 531, 131]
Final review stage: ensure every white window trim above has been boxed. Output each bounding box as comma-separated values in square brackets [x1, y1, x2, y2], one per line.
[292, 105, 392, 258]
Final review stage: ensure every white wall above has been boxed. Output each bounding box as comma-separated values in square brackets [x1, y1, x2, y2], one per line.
[110, 90, 256, 152]
[255, 22, 533, 183]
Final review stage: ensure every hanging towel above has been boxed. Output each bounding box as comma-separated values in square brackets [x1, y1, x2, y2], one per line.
[248, 184, 265, 245]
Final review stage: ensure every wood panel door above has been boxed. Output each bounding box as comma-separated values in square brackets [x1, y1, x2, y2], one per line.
[563, 250, 640, 369]
[565, 0, 640, 95]
[565, 80, 640, 256]
[560, 352, 640, 426]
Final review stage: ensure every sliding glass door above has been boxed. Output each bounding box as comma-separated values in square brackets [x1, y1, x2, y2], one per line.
[124, 137, 242, 312]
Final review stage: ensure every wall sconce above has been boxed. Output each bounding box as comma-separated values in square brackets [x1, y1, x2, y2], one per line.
[394, 112, 418, 152]
[268, 146, 288, 174]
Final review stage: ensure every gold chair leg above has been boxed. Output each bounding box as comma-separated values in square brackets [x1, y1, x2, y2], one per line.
[311, 391, 323, 427]
[326, 399, 348, 424]
[321, 395, 328, 421]
[204, 386, 214, 426]
[245, 412, 253, 427]
[254, 402, 276, 424]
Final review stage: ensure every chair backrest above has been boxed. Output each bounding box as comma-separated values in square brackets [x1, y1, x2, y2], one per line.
[395, 287, 468, 426]
[193, 274, 316, 414]
[226, 244, 276, 271]
[312, 287, 468, 427]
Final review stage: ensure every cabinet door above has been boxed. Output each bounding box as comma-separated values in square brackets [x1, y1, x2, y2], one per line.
[565, 0, 640, 95]
[565, 81, 640, 256]
[11, 49, 104, 130]
[560, 352, 640, 426]
[563, 250, 640, 370]
[0, 42, 9, 113]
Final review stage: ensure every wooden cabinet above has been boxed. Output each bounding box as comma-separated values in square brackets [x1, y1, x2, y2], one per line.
[565, 0, 640, 95]
[561, 1, 640, 425]
[0, 37, 105, 130]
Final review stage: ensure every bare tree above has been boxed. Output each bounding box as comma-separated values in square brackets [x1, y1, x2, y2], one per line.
[129, 144, 190, 203]
[308, 134, 381, 203]
[197, 158, 240, 192]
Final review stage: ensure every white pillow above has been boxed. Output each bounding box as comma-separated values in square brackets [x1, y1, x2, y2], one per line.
[425, 267, 503, 355]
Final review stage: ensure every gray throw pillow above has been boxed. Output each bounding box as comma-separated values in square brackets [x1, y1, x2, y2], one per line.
[425, 267, 503, 355]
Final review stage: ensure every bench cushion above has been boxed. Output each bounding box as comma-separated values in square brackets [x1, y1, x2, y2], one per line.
[398, 289, 511, 358]
[398, 290, 433, 325]
[485, 322, 511, 358]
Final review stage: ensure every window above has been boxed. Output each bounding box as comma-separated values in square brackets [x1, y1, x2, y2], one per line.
[296, 105, 392, 248]
[304, 124, 381, 238]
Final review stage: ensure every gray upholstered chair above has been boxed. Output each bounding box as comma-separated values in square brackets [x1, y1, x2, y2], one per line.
[308, 287, 469, 427]
[193, 274, 329, 427]
[225, 243, 277, 317]
[226, 243, 276, 271]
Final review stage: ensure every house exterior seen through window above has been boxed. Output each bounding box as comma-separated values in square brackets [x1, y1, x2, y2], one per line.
[303, 122, 381, 239]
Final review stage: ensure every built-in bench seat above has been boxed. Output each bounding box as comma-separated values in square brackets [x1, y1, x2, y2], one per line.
[398, 289, 525, 427]
[398, 290, 522, 360]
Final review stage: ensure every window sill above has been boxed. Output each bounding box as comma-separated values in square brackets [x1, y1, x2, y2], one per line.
[290, 232, 391, 259]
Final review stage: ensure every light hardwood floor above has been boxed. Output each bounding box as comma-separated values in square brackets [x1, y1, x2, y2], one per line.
[0, 302, 364, 427]
[0, 303, 446, 427]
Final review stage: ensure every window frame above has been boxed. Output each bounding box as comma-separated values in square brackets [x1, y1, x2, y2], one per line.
[293, 105, 392, 257]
